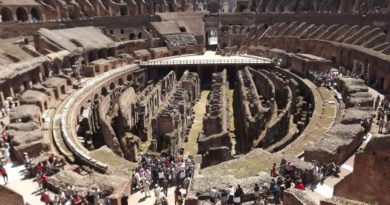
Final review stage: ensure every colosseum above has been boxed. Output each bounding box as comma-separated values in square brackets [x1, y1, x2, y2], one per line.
[0, 0, 389, 205]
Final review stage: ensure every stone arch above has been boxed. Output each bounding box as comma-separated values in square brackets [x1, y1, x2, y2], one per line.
[16, 7, 29, 22]
[129, 33, 136, 40]
[127, 74, 133, 82]
[109, 82, 115, 90]
[118, 78, 124, 86]
[68, 4, 80, 20]
[108, 48, 115, 57]
[98, 49, 108, 59]
[138, 32, 143, 39]
[63, 56, 71, 69]
[31, 7, 42, 21]
[0, 7, 13, 22]
[53, 58, 63, 74]
[119, 6, 128, 16]
[238, 4, 247, 12]
[101, 87, 108, 96]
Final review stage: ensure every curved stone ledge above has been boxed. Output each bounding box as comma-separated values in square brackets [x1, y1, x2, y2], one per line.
[60, 64, 139, 173]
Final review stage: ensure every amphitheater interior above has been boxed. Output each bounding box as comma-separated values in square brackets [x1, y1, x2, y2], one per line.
[0, 0, 390, 205]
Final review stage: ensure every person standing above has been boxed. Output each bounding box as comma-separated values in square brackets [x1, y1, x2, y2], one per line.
[143, 179, 151, 197]
[154, 184, 162, 205]
[254, 184, 260, 205]
[233, 185, 244, 205]
[270, 163, 277, 177]
[174, 187, 183, 205]
[182, 175, 191, 195]
[209, 187, 218, 204]
[0, 165, 8, 184]
[162, 178, 169, 196]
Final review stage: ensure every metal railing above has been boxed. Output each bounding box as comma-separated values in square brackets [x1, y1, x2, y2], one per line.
[141, 58, 270, 66]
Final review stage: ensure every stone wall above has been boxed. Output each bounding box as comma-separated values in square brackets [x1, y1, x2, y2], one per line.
[152, 70, 200, 155]
[198, 70, 230, 155]
[333, 134, 390, 205]
[0, 186, 24, 205]
[220, 20, 390, 92]
[234, 67, 272, 153]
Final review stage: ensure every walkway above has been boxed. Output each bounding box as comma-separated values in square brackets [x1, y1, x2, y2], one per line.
[303, 86, 382, 203]
[227, 89, 237, 155]
[141, 51, 271, 66]
[2, 162, 45, 205]
[182, 90, 209, 156]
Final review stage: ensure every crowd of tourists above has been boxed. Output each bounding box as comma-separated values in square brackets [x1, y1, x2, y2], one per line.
[375, 96, 390, 134]
[202, 160, 340, 205]
[131, 154, 195, 205]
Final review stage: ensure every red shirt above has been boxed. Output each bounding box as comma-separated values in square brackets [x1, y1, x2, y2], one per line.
[0, 167, 7, 176]
[40, 175, 48, 183]
[41, 192, 50, 202]
[74, 195, 81, 204]
[295, 183, 305, 190]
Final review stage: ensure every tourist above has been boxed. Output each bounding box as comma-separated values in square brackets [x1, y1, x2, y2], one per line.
[284, 175, 293, 189]
[220, 189, 229, 205]
[158, 168, 165, 185]
[294, 178, 305, 190]
[183, 175, 191, 195]
[120, 194, 128, 205]
[40, 189, 51, 205]
[162, 178, 169, 196]
[270, 162, 277, 177]
[174, 187, 183, 205]
[40, 173, 49, 190]
[154, 184, 162, 204]
[254, 183, 260, 204]
[379, 117, 385, 133]
[160, 195, 169, 205]
[89, 185, 100, 205]
[0, 165, 8, 184]
[143, 178, 151, 197]
[2, 144, 11, 164]
[73, 194, 82, 205]
[209, 186, 218, 204]
[270, 178, 280, 204]
[233, 185, 244, 205]
[134, 170, 141, 189]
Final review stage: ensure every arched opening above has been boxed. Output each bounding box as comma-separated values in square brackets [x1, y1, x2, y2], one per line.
[179, 27, 187, 33]
[101, 87, 108, 96]
[0, 7, 13, 22]
[118, 78, 124, 86]
[129, 33, 135, 40]
[16, 7, 29, 22]
[138, 32, 143, 39]
[108, 48, 115, 57]
[53, 58, 63, 74]
[109, 82, 115, 90]
[31, 7, 42, 21]
[68, 5, 80, 20]
[120, 29, 124, 34]
[127, 74, 133, 82]
[238, 5, 247, 12]
[98, 49, 107, 59]
[120, 6, 128, 16]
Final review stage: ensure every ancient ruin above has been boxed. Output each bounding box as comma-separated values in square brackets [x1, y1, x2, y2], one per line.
[0, 1, 389, 205]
